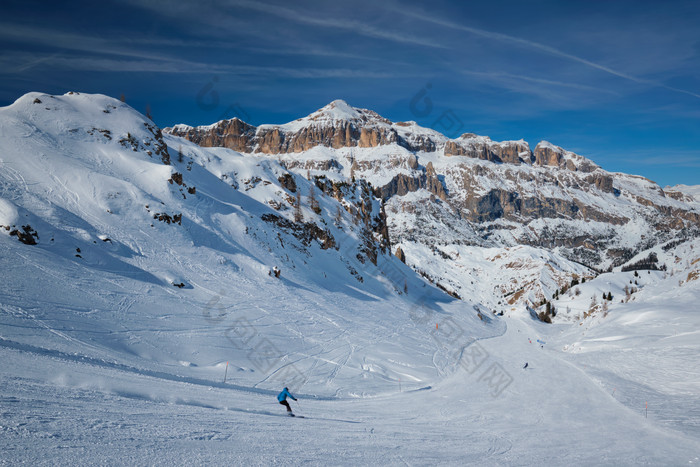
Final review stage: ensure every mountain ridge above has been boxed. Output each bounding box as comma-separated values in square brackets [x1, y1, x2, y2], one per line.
[2, 91, 698, 318]
[165, 98, 700, 311]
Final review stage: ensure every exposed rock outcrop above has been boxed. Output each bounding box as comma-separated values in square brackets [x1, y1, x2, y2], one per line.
[170, 118, 256, 153]
[376, 162, 447, 201]
[589, 173, 614, 193]
[261, 213, 336, 250]
[534, 141, 565, 168]
[534, 141, 597, 173]
[395, 246, 406, 263]
[444, 136, 532, 165]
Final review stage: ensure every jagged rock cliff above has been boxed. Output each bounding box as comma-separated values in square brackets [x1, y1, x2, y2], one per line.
[167, 100, 446, 154]
[444, 134, 532, 165]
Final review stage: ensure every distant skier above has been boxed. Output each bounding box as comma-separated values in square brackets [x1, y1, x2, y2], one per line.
[523, 362, 528, 369]
[277, 387, 297, 414]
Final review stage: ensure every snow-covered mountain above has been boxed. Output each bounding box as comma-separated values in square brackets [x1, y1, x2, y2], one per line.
[2, 92, 700, 464]
[667, 183, 700, 202]
[166, 99, 700, 313]
[1, 91, 478, 396]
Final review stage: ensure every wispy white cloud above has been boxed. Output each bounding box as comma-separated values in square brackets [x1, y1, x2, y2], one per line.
[0, 52, 407, 79]
[0, 20, 414, 78]
[0, 23, 191, 63]
[227, 0, 448, 49]
[242, 45, 408, 65]
[391, 6, 700, 100]
[621, 152, 700, 168]
[459, 70, 619, 96]
[119, 0, 447, 49]
[222, 64, 403, 79]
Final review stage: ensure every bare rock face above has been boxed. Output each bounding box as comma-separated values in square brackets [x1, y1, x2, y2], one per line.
[444, 140, 492, 160]
[256, 127, 285, 153]
[534, 142, 565, 167]
[407, 154, 419, 170]
[589, 173, 614, 193]
[466, 189, 523, 222]
[168, 119, 256, 153]
[398, 128, 438, 152]
[444, 136, 531, 165]
[494, 141, 533, 164]
[395, 246, 406, 263]
[443, 161, 628, 228]
[359, 126, 400, 148]
[378, 174, 423, 199]
[261, 213, 336, 250]
[533, 141, 598, 173]
[278, 173, 297, 193]
[424, 162, 447, 201]
[376, 161, 447, 201]
[280, 159, 342, 172]
[270, 122, 361, 152]
[457, 187, 585, 224]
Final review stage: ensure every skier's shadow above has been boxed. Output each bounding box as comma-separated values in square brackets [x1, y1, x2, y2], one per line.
[225, 406, 360, 424]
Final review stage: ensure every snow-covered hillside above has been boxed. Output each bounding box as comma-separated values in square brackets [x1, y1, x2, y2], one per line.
[1, 92, 699, 465]
[1, 91, 490, 397]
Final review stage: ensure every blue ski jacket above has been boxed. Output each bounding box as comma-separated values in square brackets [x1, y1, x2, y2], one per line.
[277, 387, 296, 402]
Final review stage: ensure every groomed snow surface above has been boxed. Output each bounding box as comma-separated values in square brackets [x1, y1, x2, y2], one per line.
[1, 92, 699, 466]
[3, 273, 699, 465]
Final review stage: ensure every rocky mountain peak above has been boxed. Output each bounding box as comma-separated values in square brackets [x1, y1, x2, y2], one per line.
[309, 99, 361, 121]
[166, 99, 434, 153]
[284, 99, 391, 130]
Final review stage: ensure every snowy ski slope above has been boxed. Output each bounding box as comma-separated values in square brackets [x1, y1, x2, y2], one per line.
[1, 92, 699, 465]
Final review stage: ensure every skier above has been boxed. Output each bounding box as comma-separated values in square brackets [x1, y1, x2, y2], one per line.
[277, 387, 297, 414]
[523, 362, 528, 369]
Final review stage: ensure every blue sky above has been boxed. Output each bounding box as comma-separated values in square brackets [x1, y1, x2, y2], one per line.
[2, 0, 699, 186]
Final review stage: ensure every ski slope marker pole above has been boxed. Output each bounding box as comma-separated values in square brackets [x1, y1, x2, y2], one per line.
[223, 361, 229, 384]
